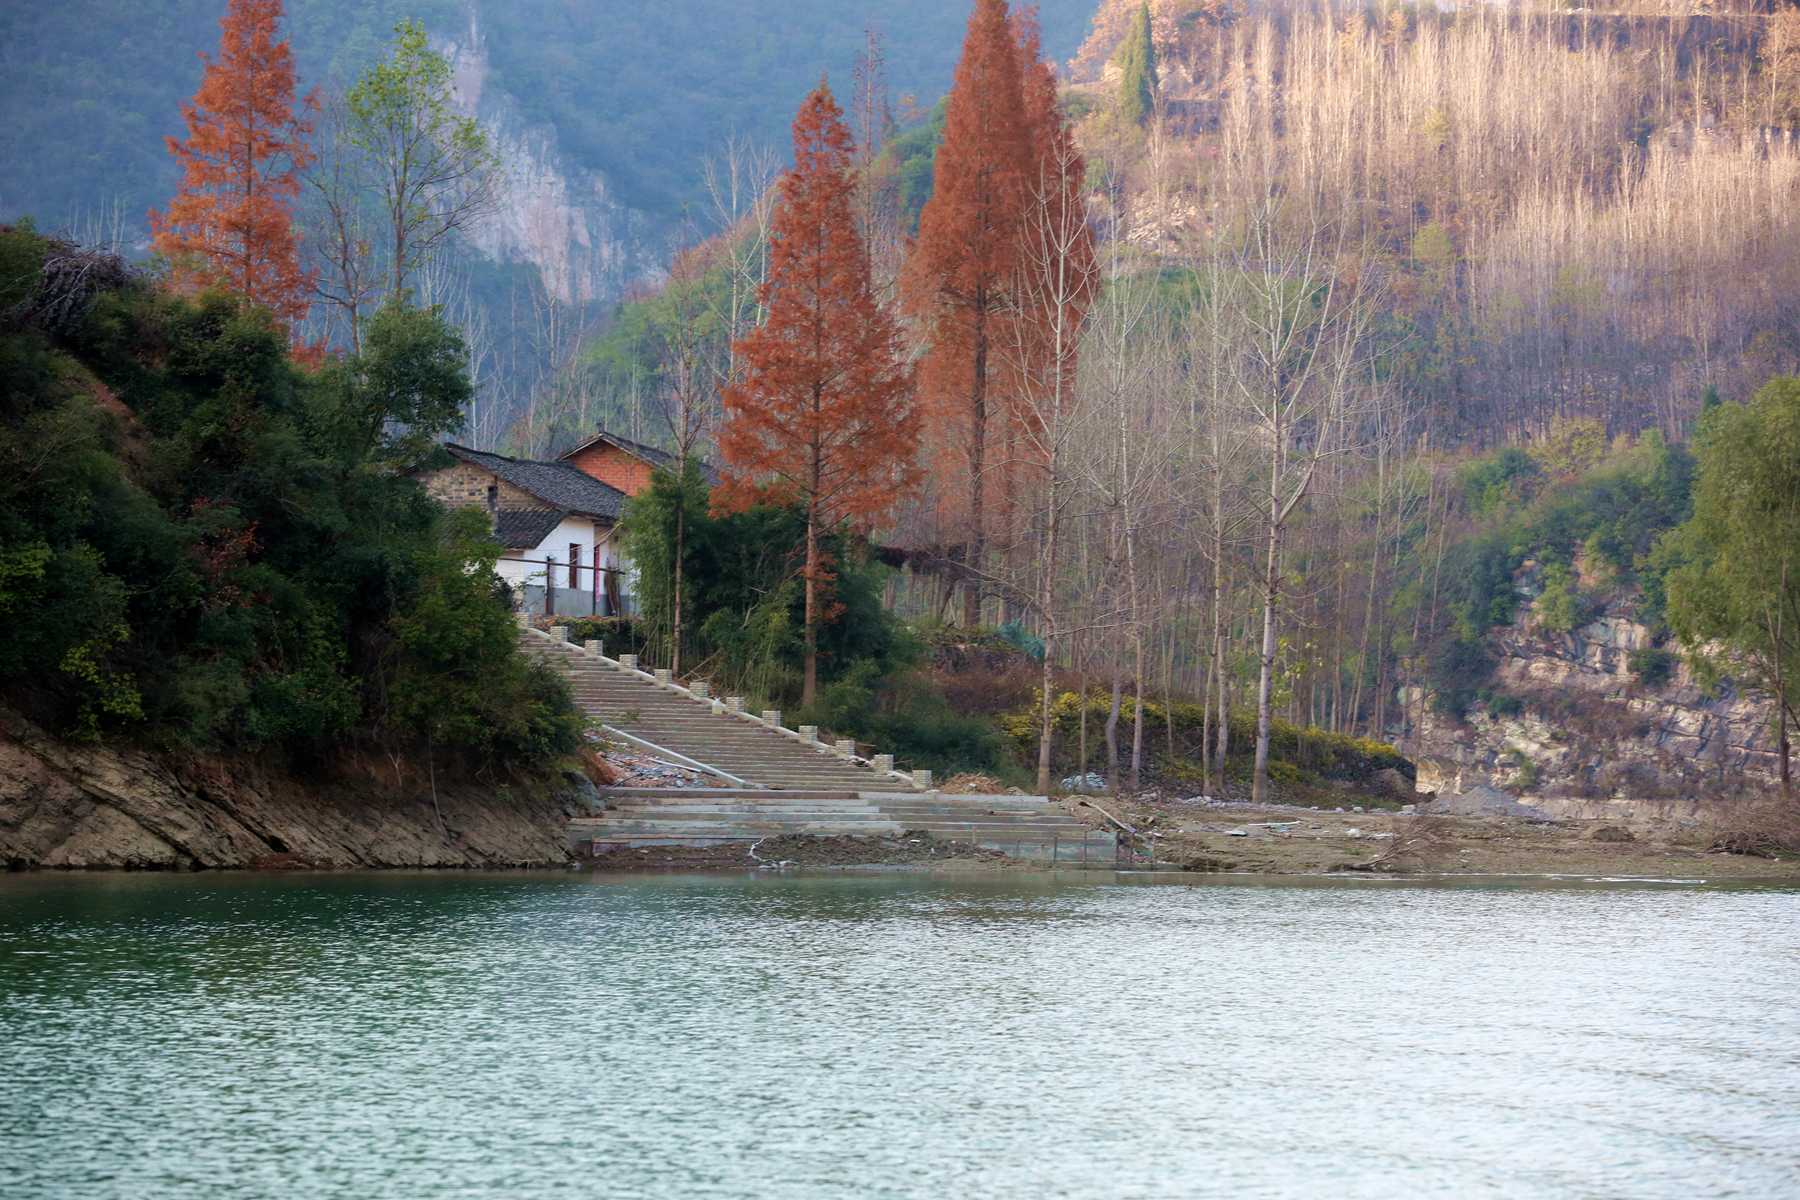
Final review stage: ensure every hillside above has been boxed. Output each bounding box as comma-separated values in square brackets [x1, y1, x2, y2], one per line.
[0, 0, 1095, 240]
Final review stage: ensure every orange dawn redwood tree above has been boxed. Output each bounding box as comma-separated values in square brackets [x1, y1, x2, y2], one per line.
[902, 0, 1034, 627]
[150, 0, 316, 334]
[719, 82, 919, 707]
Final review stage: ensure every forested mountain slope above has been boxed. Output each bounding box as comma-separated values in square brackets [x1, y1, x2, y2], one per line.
[0, 0, 1094, 240]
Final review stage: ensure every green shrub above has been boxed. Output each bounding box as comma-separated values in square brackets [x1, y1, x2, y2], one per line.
[0, 229, 582, 772]
[1267, 760, 1319, 787]
[1628, 647, 1677, 686]
[1537, 562, 1579, 631]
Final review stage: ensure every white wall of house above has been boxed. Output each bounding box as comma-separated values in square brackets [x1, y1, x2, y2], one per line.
[498, 516, 630, 615]
[498, 515, 600, 588]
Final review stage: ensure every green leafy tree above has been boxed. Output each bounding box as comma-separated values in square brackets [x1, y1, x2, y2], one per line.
[1113, 2, 1157, 126]
[1536, 562, 1579, 632]
[346, 20, 502, 303]
[1668, 377, 1800, 793]
[355, 299, 474, 464]
[0, 221, 579, 772]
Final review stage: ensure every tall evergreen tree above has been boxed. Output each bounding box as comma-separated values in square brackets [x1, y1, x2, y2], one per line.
[720, 82, 918, 706]
[903, 0, 1031, 628]
[150, 0, 316, 333]
[1114, 2, 1158, 126]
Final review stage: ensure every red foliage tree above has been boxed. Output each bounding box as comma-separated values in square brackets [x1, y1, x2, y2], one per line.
[150, 0, 316, 334]
[719, 82, 919, 706]
[901, 0, 1031, 627]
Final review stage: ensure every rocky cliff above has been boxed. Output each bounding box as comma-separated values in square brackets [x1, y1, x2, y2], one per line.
[1401, 583, 1781, 821]
[1, 709, 582, 871]
[439, 18, 671, 306]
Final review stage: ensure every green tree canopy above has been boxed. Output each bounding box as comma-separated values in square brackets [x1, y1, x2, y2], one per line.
[1667, 376, 1800, 790]
[1113, 2, 1157, 126]
[0, 220, 579, 769]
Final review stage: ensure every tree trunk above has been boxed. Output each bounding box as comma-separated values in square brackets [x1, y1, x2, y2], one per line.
[1253, 511, 1282, 806]
[1105, 669, 1122, 795]
[1779, 559, 1791, 797]
[803, 499, 819, 708]
[671, 489, 685, 678]
[1216, 623, 1230, 794]
[964, 303, 987, 628]
[1035, 458, 1060, 795]
[1130, 649, 1145, 793]
[1078, 664, 1090, 794]
[1037, 632, 1055, 795]
[1199, 624, 1214, 791]
[1210, 518, 1228, 792]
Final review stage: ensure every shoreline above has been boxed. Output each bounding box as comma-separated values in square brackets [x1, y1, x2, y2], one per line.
[567, 793, 1800, 879]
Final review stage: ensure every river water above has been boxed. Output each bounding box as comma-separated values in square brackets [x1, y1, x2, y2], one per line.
[1, 870, 1796, 1199]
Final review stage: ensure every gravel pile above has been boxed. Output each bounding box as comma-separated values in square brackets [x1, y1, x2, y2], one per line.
[603, 750, 730, 789]
[1427, 784, 1554, 820]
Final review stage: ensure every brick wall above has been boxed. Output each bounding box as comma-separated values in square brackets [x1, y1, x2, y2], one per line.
[419, 461, 538, 512]
[566, 444, 654, 496]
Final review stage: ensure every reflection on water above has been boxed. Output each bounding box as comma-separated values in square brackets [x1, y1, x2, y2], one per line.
[2, 870, 1796, 1199]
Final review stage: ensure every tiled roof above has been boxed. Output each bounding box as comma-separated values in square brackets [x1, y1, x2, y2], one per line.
[558, 429, 722, 487]
[492, 508, 568, 550]
[444, 444, 628, 520]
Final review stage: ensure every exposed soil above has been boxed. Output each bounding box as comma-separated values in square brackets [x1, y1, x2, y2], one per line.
[1085, 794, 1800, 878]
[577, 793, 1800, 878]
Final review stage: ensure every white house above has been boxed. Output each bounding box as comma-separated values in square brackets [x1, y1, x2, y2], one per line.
[420, 444, 633, 617]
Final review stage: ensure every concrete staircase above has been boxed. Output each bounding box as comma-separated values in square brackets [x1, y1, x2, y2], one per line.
[518, 625, 917, 792]
[569, 788, 1118, 865]
[519, 624, 1116, 863]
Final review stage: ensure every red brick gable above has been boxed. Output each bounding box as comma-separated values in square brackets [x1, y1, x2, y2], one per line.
[565, 443, 656, 496]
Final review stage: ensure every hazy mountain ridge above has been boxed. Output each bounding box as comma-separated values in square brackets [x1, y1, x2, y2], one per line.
[0, 0, 1095, 275]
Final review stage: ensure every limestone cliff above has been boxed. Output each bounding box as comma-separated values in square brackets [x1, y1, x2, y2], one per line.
[1400, 585, 1780, 820]
[1, 709, 580, 870]
[438, 18, 670, 306]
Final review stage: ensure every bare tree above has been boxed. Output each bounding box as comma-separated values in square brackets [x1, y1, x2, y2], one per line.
[1001, 127, 1099, 794]
[300, 89, 380, 353]
[1205, 194, 1389, 803]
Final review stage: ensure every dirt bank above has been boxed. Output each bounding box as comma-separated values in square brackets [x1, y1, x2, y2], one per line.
[572, 796, 1799, 878]
[1091, 795, 1799, 878]
[1, 708, 579, 870]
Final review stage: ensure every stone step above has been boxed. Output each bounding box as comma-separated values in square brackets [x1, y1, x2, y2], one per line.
[594, 798, 1065, 816]
[572, 829, 1119, 863]
[570, 792, 1109, 863]
[522, 629, 1102, 859]
[518, 628, 918, 792]
[585, 809, 1091, 829]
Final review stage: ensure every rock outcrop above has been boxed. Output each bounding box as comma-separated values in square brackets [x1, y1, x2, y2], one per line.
[438, 19, 670, 306]
[1401, 590, 1781, 819]
[1, 709, 577, 871]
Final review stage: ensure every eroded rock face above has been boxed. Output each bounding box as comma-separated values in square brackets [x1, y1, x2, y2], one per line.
[0, 709, 575, 871]
[1401, 597, 1780, 814]
[438, 23, 670, 306]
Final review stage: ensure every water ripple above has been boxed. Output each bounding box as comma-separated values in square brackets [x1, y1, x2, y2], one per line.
[1, 872, 1796, 1199]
